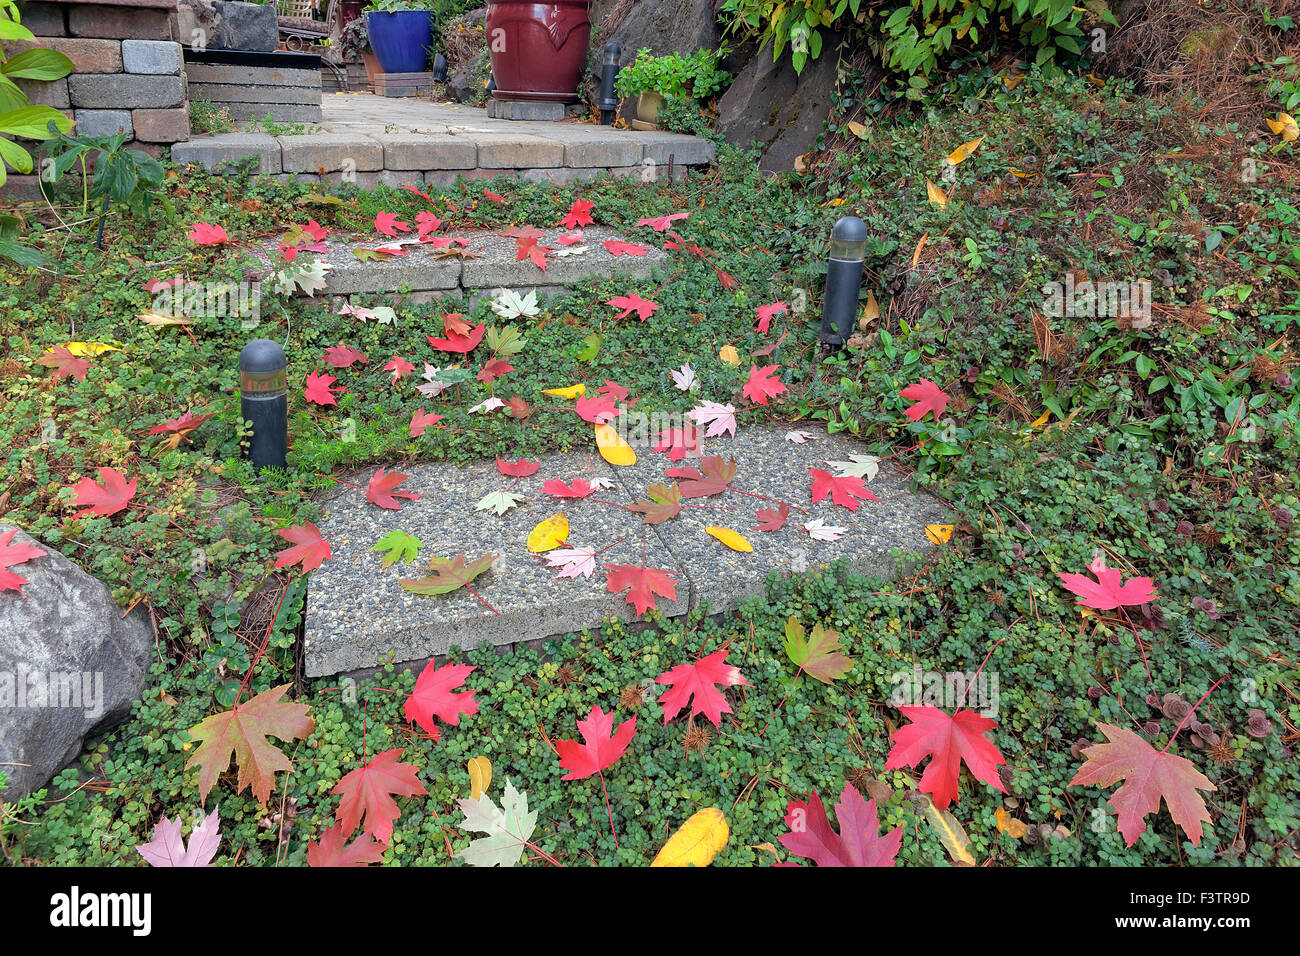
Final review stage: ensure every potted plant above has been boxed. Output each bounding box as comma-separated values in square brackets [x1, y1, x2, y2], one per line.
[614, 47, 731, 129]
[364, 0, 440, 74]
[485, 0, 590, 102]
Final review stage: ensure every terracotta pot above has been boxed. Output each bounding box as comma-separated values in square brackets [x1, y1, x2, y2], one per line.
[636, 91, 664, 125]
[486, 0, 591, 102]
[362, 51, 380, 85]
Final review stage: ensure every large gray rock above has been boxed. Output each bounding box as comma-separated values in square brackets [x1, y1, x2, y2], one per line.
[177, 0, 279, 52]
[717, 36, 858, 172]
[593, 0, 718, 58]
[0, 525, 153, 799]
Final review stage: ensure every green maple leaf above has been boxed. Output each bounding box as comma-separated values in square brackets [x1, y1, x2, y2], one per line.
[577, 333, 600, 362]
[399, 552, 496, 596]
[629, 482, 682, 525]
[185, 684, 314, 805]
[372, 529, 421, 568]
[485, 325, 527, 356]
[457, 778, 538, 867]
[475, 490, 526, 515]
[784, 615, 854, 684]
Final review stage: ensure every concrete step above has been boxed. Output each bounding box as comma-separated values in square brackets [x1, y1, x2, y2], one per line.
[303, 427, 948, 677]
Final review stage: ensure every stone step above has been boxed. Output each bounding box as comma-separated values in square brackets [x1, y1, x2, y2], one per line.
[171, 95, 716, 178]
[251, 225, 667, 298]
[303, 427, 948, 677]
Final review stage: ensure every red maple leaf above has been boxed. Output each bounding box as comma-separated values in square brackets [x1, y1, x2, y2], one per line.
[900, 378, 951, 422]
[303, 371, 343, 406]
[555, 705, 637, 780]
[70, 467, 137, 518]
[743, 364, 787, 405]
[366, 468, 420, 510]
[1058, 556, 1158, 610]
[755, 301, 788, 334]
[36, 347, 90, 382]
[604, 239, 648, 257]
[655, 648, 749, 727]
[425, 236, 469, 249]
[884, 705, 1007, 810]
[606, 293, 659, 321]
[654, 425, 701, 462]
[384, 355, 415, 383]
[541, 478, 594, 498]
[273, 522, 332, 572]
[754, 501, 791, 532]
[441, 313, 471, 336]
[331, 748, 428, 844]
[562, 198, 595, 229]
[779, 783, 902, 867]
[1069, 722, 1215, 847]
[187, 221, 228, 245]
[515, 235, 552, 271]
[667, 455, 738, 498]
[322, 345, 369, 368]
[506, 394, 532, 419]
[403, 660, 478, 739]
[598, 380, 631, 402]
[809, 468, 880, 512]
[374, 211, 410, 237]
[147, 409, 214, 444]
[482, 189, 508, 204]
[556, 231, 584, 245]
[478, 357, 515, 383]
[0, 528, 45, 594]
[603, 563, 678, 615]
[415, 210, 443, 236]
[400, 184, 433, 203]
[575, 393, 620, 424]
[496, 457, 539, 477]
[307, 822, 386, 867]
[636, 211, 689, 231]
[427, 323, 486, 354]
[409, 408, 445, 437]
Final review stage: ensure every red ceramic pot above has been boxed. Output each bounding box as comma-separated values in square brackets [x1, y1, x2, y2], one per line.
[485, 0, 591, 101]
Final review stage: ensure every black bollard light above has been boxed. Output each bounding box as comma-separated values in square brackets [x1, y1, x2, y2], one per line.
[598, 42, 621, 125]
[432, 53, 448, 84]
[239, 339, 287, 471]
[486, 72, 496, 95]
[819, 215, 868, 350]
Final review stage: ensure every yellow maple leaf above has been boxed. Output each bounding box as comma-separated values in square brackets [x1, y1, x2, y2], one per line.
[718, 344, 740, 366]
[594, 422, 635, 466]
[925, 523, 954, 544]
[996, 807, 1029, 839]
[526, 512, 569, 553]
[1267, 112, 1299, 141]
[542, 383, 586, 399]
[945, 135, 985, 166]
[651, 808, 728, 867]
[467, 756, 491, 800]
[926, 180, 948, 207]
[706, 526, 753, 552]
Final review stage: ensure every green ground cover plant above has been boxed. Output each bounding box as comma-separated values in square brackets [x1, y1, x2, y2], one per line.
[0, 70, 1296, 866]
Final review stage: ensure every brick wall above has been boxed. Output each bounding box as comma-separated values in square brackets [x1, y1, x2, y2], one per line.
[6, 0, 190, 198]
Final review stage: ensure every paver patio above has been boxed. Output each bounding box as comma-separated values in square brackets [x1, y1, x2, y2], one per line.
[172, 93, 715, 187]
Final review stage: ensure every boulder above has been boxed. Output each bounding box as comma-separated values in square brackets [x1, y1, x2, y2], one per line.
[592, 0, 719, 59]
[0, 525, 153, 799]
[177, 0, 279, 52]
[717, 36, 856, 172]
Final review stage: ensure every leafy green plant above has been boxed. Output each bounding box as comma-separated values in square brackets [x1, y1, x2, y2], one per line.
[0, 1, 74, 189]
[40, 128, 166, 248]
[614, 47, 732, 101]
